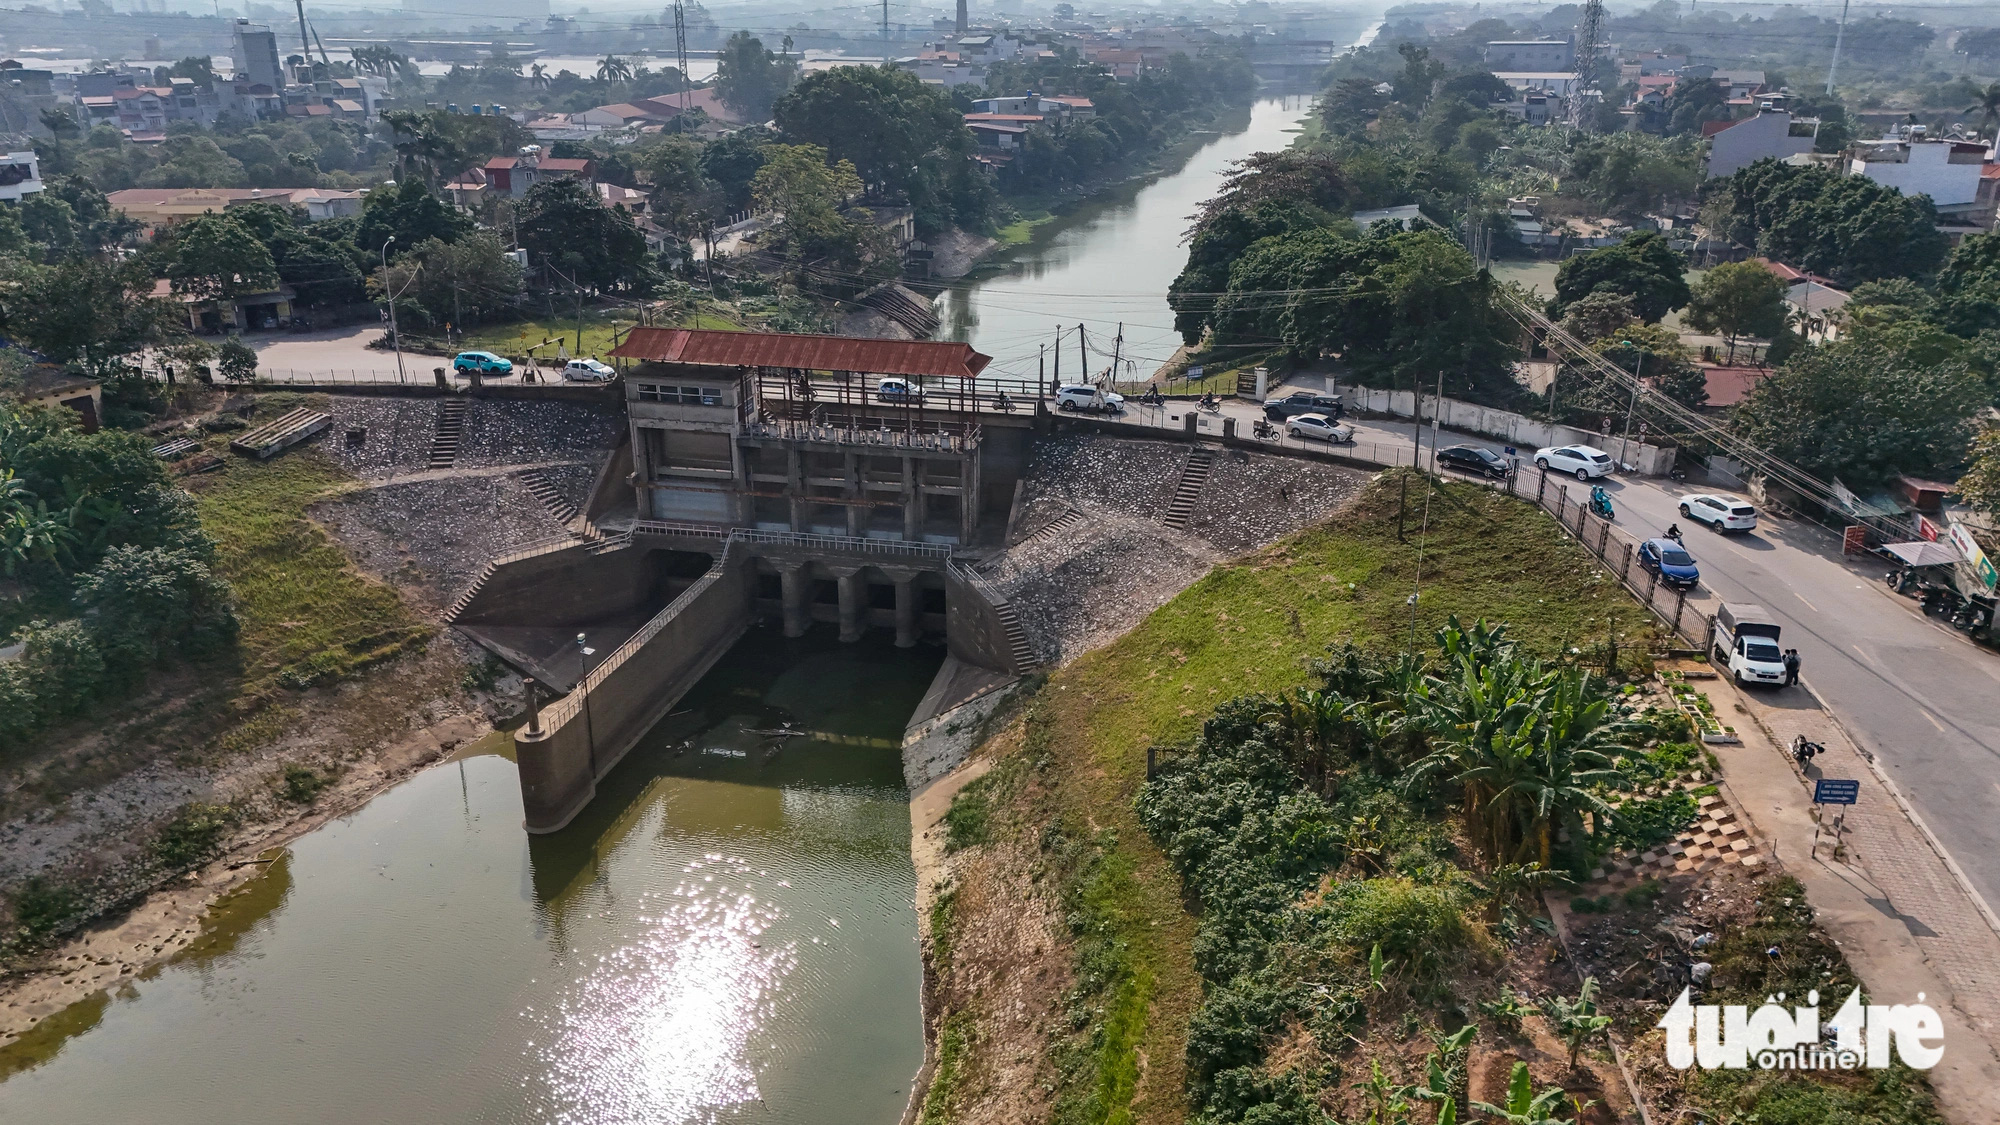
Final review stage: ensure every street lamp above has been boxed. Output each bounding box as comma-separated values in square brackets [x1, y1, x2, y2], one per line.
[576, 632, 597, 774]
[381, 234, 407, 385]
[1617, 338, 1644, 464]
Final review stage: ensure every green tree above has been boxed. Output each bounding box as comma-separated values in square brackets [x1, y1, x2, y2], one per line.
[1933, 232, 2000, 339]
[516, 177, 652, 293]
[218, 338, 258, 382]
[397, 233, 524, 325]
[1554, 232, 1690, 323]
[1682, 260, 1789, 364]
[356, 178, 473, 254]
[167, 55, 217, 85]
[714, 31, 799, 122]
[72, 545, 238, 670]
[772, 65, 975, 228]
[1720, 160, 1946, 287]
[1959, 427, 2000, 519]
[1595, 322, 1706, 408]
[164, 212, 279, 302]
[749, 144, 893, 289]
[595, 54, 634, 83]
[3, 258, 176, 379]
[1733, 342, 1986, 487]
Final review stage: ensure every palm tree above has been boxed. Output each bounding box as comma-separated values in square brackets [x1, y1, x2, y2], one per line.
[1, 497, 78, 576]
[383, 110, 463, 187]
[1471, 1062, 1574, 1125]
[530, 62, 551, 89]
[1967, 81, 2000, 140]
[596, 54, 633, 83]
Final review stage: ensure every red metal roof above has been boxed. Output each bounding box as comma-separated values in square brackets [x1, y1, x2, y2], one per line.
[610, 328, 992, 378]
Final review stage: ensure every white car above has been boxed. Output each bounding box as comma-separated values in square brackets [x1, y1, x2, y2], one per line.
[563, 358, 616, 382]
[1534, 444, 1614, 481]
[1681, 493, 1758, 532]
[1285, 413, 1354, 443]
[1056, 384, 1124, 413]
[877, 377, 924, 403]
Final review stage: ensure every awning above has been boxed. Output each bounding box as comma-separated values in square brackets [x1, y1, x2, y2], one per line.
[1881, 541, 1961, 567]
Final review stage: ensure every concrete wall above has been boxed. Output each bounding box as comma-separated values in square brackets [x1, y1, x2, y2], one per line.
[1347, 385, 1678, 476]
[455, 539, 676, 627]
[514, 539, 754, 833]
[944, 562, 1021, 675]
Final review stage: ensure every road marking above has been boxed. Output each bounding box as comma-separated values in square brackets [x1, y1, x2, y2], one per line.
[1922, 710, 1945, 732]
[1795, 593, 1818, 612]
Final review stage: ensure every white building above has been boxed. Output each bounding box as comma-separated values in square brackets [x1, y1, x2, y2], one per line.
[1848, 137, 1986, 208]
[1493, 72, 1583, 97]
[0, 152, 44, 203]
[1484, 40, 1574, 71]
[1704, 112, 1815, 179]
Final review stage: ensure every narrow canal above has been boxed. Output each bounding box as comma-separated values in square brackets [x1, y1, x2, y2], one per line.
[0, 71, 1361, 1125]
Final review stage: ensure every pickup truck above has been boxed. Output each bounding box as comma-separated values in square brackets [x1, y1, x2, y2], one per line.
[1712, 602, 1786, 688]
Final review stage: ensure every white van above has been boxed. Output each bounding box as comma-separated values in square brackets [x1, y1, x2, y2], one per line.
[1056, 384, 1124, 413]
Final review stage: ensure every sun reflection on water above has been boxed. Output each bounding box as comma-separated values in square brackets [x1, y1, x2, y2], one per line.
[534, 856, 793, 1124]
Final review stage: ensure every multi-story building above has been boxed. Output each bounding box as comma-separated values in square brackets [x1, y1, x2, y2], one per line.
[1484, 39, 1575, 72]
[230, 20, 285, 93]
[0, 152, 44, 202]
[1704, 111, 1815, 179]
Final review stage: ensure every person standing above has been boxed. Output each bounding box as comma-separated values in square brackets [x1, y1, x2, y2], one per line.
[1783, 648, 1801, 686]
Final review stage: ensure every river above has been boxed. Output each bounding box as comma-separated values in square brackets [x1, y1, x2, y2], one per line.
[937, 97, 1319, 383]
[0, 79, 1342, 1125]
[0, 628, 938, 1125]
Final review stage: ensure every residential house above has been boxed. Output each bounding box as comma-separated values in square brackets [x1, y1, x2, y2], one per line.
[954, 34, 1021, 63]
[106, 186, 364, 235]
[577, 100, 683, 129]
[1484, 39, 1574, 71]
[1704, 112, 1815, 179]
[482, 149, 596, 199]
[1493, 72, 1583, 97]
[966, 121, 1026, 150]
[9, 367, 98, 431]
[0, 151, 44, 202]
[1755, 259, 1848, 342]
[1848, 134, 1985, 212]
[152, 277, 298, 334]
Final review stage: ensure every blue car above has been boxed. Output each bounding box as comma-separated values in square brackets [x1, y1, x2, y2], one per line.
[1638, 537, 1700, 588]
[452, 350, 513, 375]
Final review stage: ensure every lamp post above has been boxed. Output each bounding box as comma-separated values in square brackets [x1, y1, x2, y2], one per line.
[1617, 338, 1644, 464]
[576, 633, 597, 773]
[381, 234, 407, 384]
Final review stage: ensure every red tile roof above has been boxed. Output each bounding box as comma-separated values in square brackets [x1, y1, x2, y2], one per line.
[610, 328, 992, 378]
[537, 157, 593, 173]
[1702, 365, 1771, 407]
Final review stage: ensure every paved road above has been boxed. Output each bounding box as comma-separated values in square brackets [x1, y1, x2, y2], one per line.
[1237, 374, 2000, 916]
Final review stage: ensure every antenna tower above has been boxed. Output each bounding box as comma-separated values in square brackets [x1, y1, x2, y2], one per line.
[672, 0, 690, 113]
[1825, 0, 1851, 95]
[882, 0, 891, 65]
[1567, 0, 1604, 130]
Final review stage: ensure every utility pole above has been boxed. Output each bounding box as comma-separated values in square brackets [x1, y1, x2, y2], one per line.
[1076, 323, 1086, 384]
[1825, 0, 1851, 95]
[1109, 322, 1122, 388]
[381, 234, 407, 384]
[1618, 340, 1644, 459]
[882, 0, 890, 65]
[1052, 324, 1060, 393]
[1038, 343, 1045, 398]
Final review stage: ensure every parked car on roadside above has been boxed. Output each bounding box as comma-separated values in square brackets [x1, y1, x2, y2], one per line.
[452, 350, 512, 376]
[1436, 444, 1510, 479]
[1056, 384, 1125, 413]
[1285, 413, 1354, 443]
[563, 358, 616, 382]
[877, 377, 924, 403]
[1534, 444, 1613, 480]
[1680, 493, 1758, 532]
[1637, 537, 1701, 588]
[1263, 391, 1343, 420]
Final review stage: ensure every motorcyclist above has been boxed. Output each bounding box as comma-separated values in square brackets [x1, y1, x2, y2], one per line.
[1199, 391, 1218, 412]
[1666, 523, 1683, 542]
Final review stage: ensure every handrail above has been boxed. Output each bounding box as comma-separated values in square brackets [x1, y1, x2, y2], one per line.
[743, 418, 980, 452]
[630, 521, 954, 559]
[490, 533, 594, 567]
[540, 541, 736, 727]
[948, 557, 1012, 607]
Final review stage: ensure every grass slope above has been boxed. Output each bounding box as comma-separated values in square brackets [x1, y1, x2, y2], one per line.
[953, 473, 1658, 1125]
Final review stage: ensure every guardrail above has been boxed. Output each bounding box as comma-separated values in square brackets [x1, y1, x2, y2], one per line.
[1527, 469, 1707, 648]
[629, 521, 955, 560]
[743, 418, 980, 453]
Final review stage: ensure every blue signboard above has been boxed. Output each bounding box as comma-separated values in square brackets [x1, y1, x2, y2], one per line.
[1813, 778, 1860, 805]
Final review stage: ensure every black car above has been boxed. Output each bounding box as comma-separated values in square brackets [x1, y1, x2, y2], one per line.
[1262, 392, 1344, 421]
[1435, 444, 1510, 479]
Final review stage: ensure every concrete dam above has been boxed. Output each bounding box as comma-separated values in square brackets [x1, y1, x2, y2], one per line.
[446, 329, 1042, 832]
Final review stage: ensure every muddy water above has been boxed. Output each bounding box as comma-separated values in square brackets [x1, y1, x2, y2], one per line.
[0, 626, 941, 1125]
[937, 95, 1320, 382]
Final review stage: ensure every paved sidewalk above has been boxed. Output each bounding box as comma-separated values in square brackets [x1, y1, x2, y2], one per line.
[1697, 669, 2000, 1122]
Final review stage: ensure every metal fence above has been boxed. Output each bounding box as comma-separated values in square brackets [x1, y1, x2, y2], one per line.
[1526, 470, 1709, 648]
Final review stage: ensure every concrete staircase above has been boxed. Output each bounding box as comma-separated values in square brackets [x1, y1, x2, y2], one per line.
[519, 467, 579, 523]
[1162, 448, 1215, 529]
[1017, 506, 1085, 547]
[427, 400, 468, 470]
[991, 598, 1038, 673]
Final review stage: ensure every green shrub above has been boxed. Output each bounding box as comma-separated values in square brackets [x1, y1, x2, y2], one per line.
[150, 802, 236, 870]
[9, 877, 83, 945]
[218, 339, 258, 382]
[1609, 791, 1699, 852]
[280, 764, 331, 804]
[1318, 876, 1478, 980]
[943, 775, 995, 853]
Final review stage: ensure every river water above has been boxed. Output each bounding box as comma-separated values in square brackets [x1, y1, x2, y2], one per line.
[0, 74, 1350, 1125]
[0, 628, 938, 1125]
[939, 95, 1318, 384]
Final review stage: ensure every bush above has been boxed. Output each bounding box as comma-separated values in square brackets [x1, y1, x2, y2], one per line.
[1609, 791, 1699, 852]
[217, 338, 258, 382]
[72, 544, 238, 670]
[1316, 875, 1479, 980]
[9, 877, 83, 946]
[150, 802, 236, 870]
[281, 764, 331, 804]
[943, 774, 995, 852]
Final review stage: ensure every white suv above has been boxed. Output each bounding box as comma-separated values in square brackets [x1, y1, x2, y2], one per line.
[563, 358, 616, 381]
[1056, 384, 1124, 413]
[1534, 444, 1614, 480]
[1681, 493, 1757, 532]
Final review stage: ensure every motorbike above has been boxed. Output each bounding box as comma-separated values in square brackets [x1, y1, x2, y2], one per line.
[1251, 418, 1279, 441]
[1668, 466, 1687, 483]
[1588, 485, 1615, 520]
[992, 391, 1016, 413]
[1790, 734, 1822, 769]
[1197, 394, 1221, 414]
